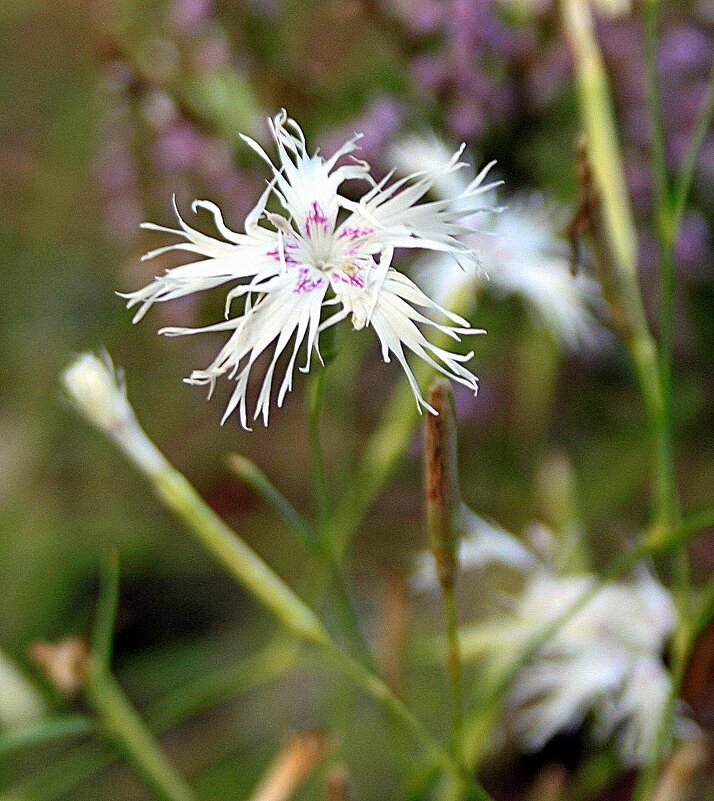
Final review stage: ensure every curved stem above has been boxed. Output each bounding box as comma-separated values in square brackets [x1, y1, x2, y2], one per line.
[67, 400, 490, 799]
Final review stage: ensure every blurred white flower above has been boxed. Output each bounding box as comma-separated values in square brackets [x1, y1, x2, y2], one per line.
[0, 649, 46, 730]
[411, 507, 537, 591]
[391, 135, 604, 351]
[507, 569, 676, 765]
[122, 111, 501, 428]
[412, 504, 679, 765]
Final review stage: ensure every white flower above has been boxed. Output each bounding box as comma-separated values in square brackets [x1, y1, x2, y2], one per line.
[121, 111, 499, 428]
[391, 135, 604, 351]
[419, 506, 680, 764]
[505, 569, 676, 764]
[411, 506, 537, 591]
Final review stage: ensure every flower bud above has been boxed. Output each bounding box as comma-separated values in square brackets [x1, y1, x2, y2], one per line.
[424, 379, 461, 590]
[61, 352, 132, 434]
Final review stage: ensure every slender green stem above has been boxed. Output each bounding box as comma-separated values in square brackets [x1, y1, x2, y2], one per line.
[562, 0, 639, 277]
[227, 454, 318, 550]
[563, 0, 672, 533]
[145, 636, 299, 729]
[84, 660, 197, 801]
[70, 404, 487, 798]
[308, 369, 330, 529]
[92, 550, 120, 671]
[444, 588, 465, 765]
[227, 454, 374, 668]
[0, 715, 94, 759]
[1, 638, 298, 801]
[644, 0, 678, 526]
[672, 64, 714, 234]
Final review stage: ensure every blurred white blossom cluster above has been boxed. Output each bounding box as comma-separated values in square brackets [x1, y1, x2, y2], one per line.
[414, 509, 684, 766]
[392, 135, 606, 352]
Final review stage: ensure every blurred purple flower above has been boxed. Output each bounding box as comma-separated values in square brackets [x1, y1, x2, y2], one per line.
[319, 97, 404, 167]
[171, 0, 213, 32]
[658, 26, 711, 77]
[675, 211, 712, 280]
[152, 121, 206, 172]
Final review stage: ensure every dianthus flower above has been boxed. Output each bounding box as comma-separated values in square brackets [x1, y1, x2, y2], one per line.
[122, 111, 499, 428]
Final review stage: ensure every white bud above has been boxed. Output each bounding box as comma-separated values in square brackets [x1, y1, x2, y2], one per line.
[61, 352, 164, 475]
[61, 352, 131, 433]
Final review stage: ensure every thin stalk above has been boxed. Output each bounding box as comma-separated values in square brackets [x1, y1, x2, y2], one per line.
[70, 400, 487, 797]
[227, 454, 318, 550]
[0, 715, 94, 758]
[444, 589, 464, 763]
[92, 550, 120, 671]
[308, 369, 330, 529]
[644, 0, 679, 535]
[672, 65, 714, 234]
[83, 660, 197, 801]
[562, 0, 639, 277]
[227, 454, 374, 668]
[563, 0, 670, 532]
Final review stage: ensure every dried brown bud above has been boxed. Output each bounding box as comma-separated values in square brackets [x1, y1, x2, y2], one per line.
[424, 379, 461, 590]
[29, 638, 90, 696]
[567, 136, 632, 338]
[326, 765, 353, 801]
[652, 736, 708, 801]
[248, 729, 332, 801]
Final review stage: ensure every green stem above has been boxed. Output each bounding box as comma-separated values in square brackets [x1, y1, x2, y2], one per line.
[73, 407, 485, 797]
[0, 716, 94, 759]
[562, 0, 639, 277]
[672, 64, 714, 235]
[227, 454, 374, 668]
[644, 0, 678, 531]
[84, 660, 197, 801]
[308, 369, 330, 529]
[444, 588, 465, 765]
[227, 454, 317, 550]
[92, 550, 120, 671]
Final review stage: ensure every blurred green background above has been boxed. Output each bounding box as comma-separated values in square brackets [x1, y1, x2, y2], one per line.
[1, 0, 713, 798]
